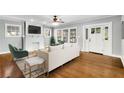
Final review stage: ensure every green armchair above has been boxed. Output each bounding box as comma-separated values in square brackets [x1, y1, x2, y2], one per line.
[8, 44, 29, 60]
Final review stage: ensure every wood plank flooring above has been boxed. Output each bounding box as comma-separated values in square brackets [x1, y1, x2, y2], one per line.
[1, 52, 124, 78]
[0, 54, 24, 78]
[48, 52, 124, 78]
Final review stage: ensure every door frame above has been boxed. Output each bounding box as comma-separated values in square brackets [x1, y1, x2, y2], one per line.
[82, 22, 112, 56]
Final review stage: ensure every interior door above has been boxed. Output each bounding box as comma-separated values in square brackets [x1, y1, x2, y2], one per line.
[89, 26, 104, 53]
[89, 28, 97, 52]
[95, 27, 103, 53]
[103, 25, 112, 55]
[83, 22, 112, 55]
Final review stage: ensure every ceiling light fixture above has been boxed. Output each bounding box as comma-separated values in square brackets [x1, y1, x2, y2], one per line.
[52, 22, 59, 26]
[51, 15, 64, 26]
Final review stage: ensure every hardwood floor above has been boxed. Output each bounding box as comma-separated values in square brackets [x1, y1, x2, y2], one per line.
[48, 52, 124, 78]
[1, 52, 124, 78]
[0, 55, 24, 78]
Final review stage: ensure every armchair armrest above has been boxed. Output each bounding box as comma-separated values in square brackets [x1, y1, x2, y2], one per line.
[18, 48, 23, 51]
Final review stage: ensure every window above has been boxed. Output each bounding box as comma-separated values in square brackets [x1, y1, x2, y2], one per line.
[105, 27, 109, 40]
[91, 28, 95, 34]
[96, 27, 101, 33]
[5, 24, 22, 37]
[57, 30, 63, 42]
[86, 28, 88, 40]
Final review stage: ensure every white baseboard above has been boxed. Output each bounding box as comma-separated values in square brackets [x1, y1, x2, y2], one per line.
[110, 54, 124, 67]
[110, 54, 121, 58]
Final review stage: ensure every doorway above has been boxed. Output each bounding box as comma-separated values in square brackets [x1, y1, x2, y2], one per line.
[83, 22, 112, 55]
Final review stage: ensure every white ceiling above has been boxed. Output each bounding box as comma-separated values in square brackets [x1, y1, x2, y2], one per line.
[0, 15, 115, 27]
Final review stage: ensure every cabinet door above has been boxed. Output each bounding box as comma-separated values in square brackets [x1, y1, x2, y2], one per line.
[70, 28, 77, 43]
[63, 29, 69, 43]
[57, 29, 63, 43]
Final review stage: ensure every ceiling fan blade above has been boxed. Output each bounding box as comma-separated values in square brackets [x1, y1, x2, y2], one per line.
[60, 21, 64, 23]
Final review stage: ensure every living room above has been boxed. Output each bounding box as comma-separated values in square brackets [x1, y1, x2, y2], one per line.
[1, 0, 124, 93]
[0, 15, 124, 78]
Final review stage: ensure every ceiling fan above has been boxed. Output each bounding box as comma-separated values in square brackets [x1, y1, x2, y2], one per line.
[52, 15, 64, 23]
[51, 15, 64, 26]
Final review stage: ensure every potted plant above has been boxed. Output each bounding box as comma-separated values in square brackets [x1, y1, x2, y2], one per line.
[50, 36, 56, 46]
[58, 40, 64, 45]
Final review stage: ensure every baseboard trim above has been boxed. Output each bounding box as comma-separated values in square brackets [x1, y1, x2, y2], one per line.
[110, 54, 121, 58]
[0, 51, 10, 54]
[110, 54, 124, 67]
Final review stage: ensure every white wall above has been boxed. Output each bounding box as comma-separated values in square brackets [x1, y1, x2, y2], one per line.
[0, 15, 122, 56]
[121, 16, 124, 66]
[0, 19, 23, 53]
[121, 39, 124, 66]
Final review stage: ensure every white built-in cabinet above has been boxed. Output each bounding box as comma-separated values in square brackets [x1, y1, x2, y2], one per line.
[63, 29, 69, 43]
[54, 27, 77, 44]
[82, 22, 112, 56]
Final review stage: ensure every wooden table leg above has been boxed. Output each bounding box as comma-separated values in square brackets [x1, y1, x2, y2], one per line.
[29, 66, 31, 78]
[24, 63, 26, 72]
[45, 61, 49, 77]
[46, 72, 49, 77]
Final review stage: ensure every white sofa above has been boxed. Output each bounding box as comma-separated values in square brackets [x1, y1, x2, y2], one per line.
[48, 43, 80, 71]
